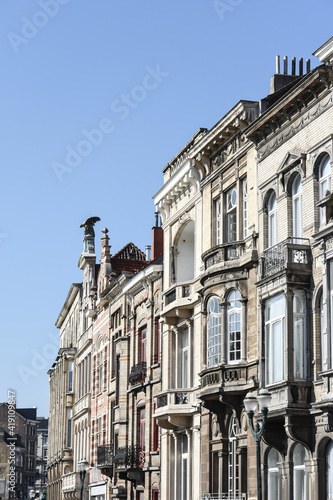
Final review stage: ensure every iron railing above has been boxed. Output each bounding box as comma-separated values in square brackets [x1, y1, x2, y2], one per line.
[113, 445, 144, 469]
[262, 237, 310, 278]
[97, 444, 113, 467]
[129, 362, 147, 385]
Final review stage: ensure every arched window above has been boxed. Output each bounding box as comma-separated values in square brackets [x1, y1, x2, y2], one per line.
[228, 416, 239, 497]
[319, 154, 331, 226]
[292, 174, 303, 241]
[176, 221, 195, 282]
[267, 191, 277, 248]
[267, 448, 280, 500]
[293, 443, 306, 500]
[207, 297, 222, 367]
[227, 290, 242, 363]
[327, 441, 333, 499]
[293, 292, 306, 380]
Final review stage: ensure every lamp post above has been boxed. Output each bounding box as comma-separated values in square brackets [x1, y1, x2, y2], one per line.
[78, 459, 89, 500]
[244, 388, 272, 500]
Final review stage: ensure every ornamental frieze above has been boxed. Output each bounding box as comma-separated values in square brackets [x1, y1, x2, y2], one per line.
[211, 133, 246, 169]
[258, 92, 333, 161]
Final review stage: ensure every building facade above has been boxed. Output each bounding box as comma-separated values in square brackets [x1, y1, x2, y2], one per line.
[48, 35, 333, 500]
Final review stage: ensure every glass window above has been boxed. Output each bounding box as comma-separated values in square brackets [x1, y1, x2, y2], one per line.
[227, 290, 242, 363]
[293, 444, 306, 500]
[141, 327, 147, 363]
[226, 186, 237, 242]
[242, 178, 248, 239]
[207, 297, 222, 367]
[265, 294, 285, 385]
[181, 328, 189, 388]
[293, 292, 306, 379]
[66, 408, 72, 448]
[292, 174, 303, 241]
[214, 198, 221, 246]
[267, 448, 280, 500]
[68, 360, 74, 392]
[267, 191, 277, 248]
[181, 434, 188, 500]
[138, 408, 145, 452]
[327, 441, 333, 499]
[319, 155, 331, 226]
[228, 417, 239, 497]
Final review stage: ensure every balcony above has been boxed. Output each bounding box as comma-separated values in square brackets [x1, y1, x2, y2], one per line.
[260, 238, 311, 280]
[73, 393, 91, 417]
[62, 471, 79, 493]
[154, 389, 197, 429]
[97, 444, 113, 478]
[113, 445, 144, 469]
[202, 494, 247, 500]
[198, 363, 257, 402]
[163, 282, 197, 322]
[129, 362, 147, 386]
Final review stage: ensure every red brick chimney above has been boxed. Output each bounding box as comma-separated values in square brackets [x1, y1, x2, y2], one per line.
[151, 212, 163, 260]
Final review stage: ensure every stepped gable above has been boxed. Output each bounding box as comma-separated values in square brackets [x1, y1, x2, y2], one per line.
[111, 242, 147, 274]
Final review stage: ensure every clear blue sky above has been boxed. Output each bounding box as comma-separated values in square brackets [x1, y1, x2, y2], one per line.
[0, 1, 332, 418]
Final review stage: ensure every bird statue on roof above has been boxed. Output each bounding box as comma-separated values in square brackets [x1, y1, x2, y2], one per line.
[80, 217, 101, 237]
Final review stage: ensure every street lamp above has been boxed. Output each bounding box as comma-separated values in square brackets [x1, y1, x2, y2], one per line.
[244, 388, 272, 500]
[78, 459, 89, 500]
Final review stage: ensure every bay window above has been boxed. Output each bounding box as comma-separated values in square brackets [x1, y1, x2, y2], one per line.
[227, 290, 241, 363]
[207, 296, 222, 367]
[293, 292, 306, 380]
[265, 294, 285, 385]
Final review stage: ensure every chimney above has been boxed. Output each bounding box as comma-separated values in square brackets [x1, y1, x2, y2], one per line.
[151, 212, 163, 260]
[269, 54, 310, 94]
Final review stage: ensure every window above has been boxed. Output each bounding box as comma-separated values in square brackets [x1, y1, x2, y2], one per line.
[152, 491, 159, 500]
[292, 174, 303, 241]
[115, 355, 120, 405]
[267, 191, 277, 248]
[66, 408, 72, 448]
[140, 327, 147, 363]
[226, 186, 237, 242]
[293, 444, 306, 500]
[68, 360, 74, 392]
[153, 318, 160, 365]
[152, 403, 159, 452]
[265, 294, 285, 385]
[98, 351, 103, 393]
[207, 297, 222, 367]
[138, 407, 146, 451]
[176, 221, 195, 282]
[227, 290, 242, 363]
[242, 178, 248, 239]
[228, 417, 239, 498]
[327, 441, 333, 499]
[293, 292, 306, 379]
[181, 327, 189, 388]
[214, 197, 221, 245]
[181, 434, 188, 500]
[267, 448, 280, 500]
[319, 154, 331, 226]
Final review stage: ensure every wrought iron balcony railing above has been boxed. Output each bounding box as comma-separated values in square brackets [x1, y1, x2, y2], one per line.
[113, 445, 144, 469]
[97, 444, 113, 467]
[261, 237, 311, 279]
[129, 361, 147, 385]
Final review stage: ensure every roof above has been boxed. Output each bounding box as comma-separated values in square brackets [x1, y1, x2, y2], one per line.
[16, 408, 37, 421]
[110, 242, 147, 274]
[112, 242, 146, 260]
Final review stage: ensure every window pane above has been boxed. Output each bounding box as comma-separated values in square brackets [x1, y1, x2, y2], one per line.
[266, 294, 285, 384]
[267, 192, 277, 247]
[267, 448, 279, 500]
[327, 441, 333, 498]
[207, 297, 222, 367]
[293, 444, 306, 500]
[226, 187, 237, 242]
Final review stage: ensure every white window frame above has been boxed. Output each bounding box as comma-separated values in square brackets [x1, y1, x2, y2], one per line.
[265, 294, 285, 385]
[267, 191, 277, 248]
[319, 154, 331, 227]
[293, 291, 306, 380]
[228, 417, 240, 497]
[181, 434, 189, 500]
[207, 296, 222, 367]
[242, 177, 248, 239]
[293, 443, 307, 500]
[226, 186, 237, 243]
[180, 327, 189, 388]
[214, 197, 221, 246]
[267, 448, 280, 500]
[292, 174, 303, 241]
[227, 290, 242, 364]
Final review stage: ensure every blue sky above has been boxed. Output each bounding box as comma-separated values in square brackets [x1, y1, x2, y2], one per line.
[0, 0, 332, 418]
